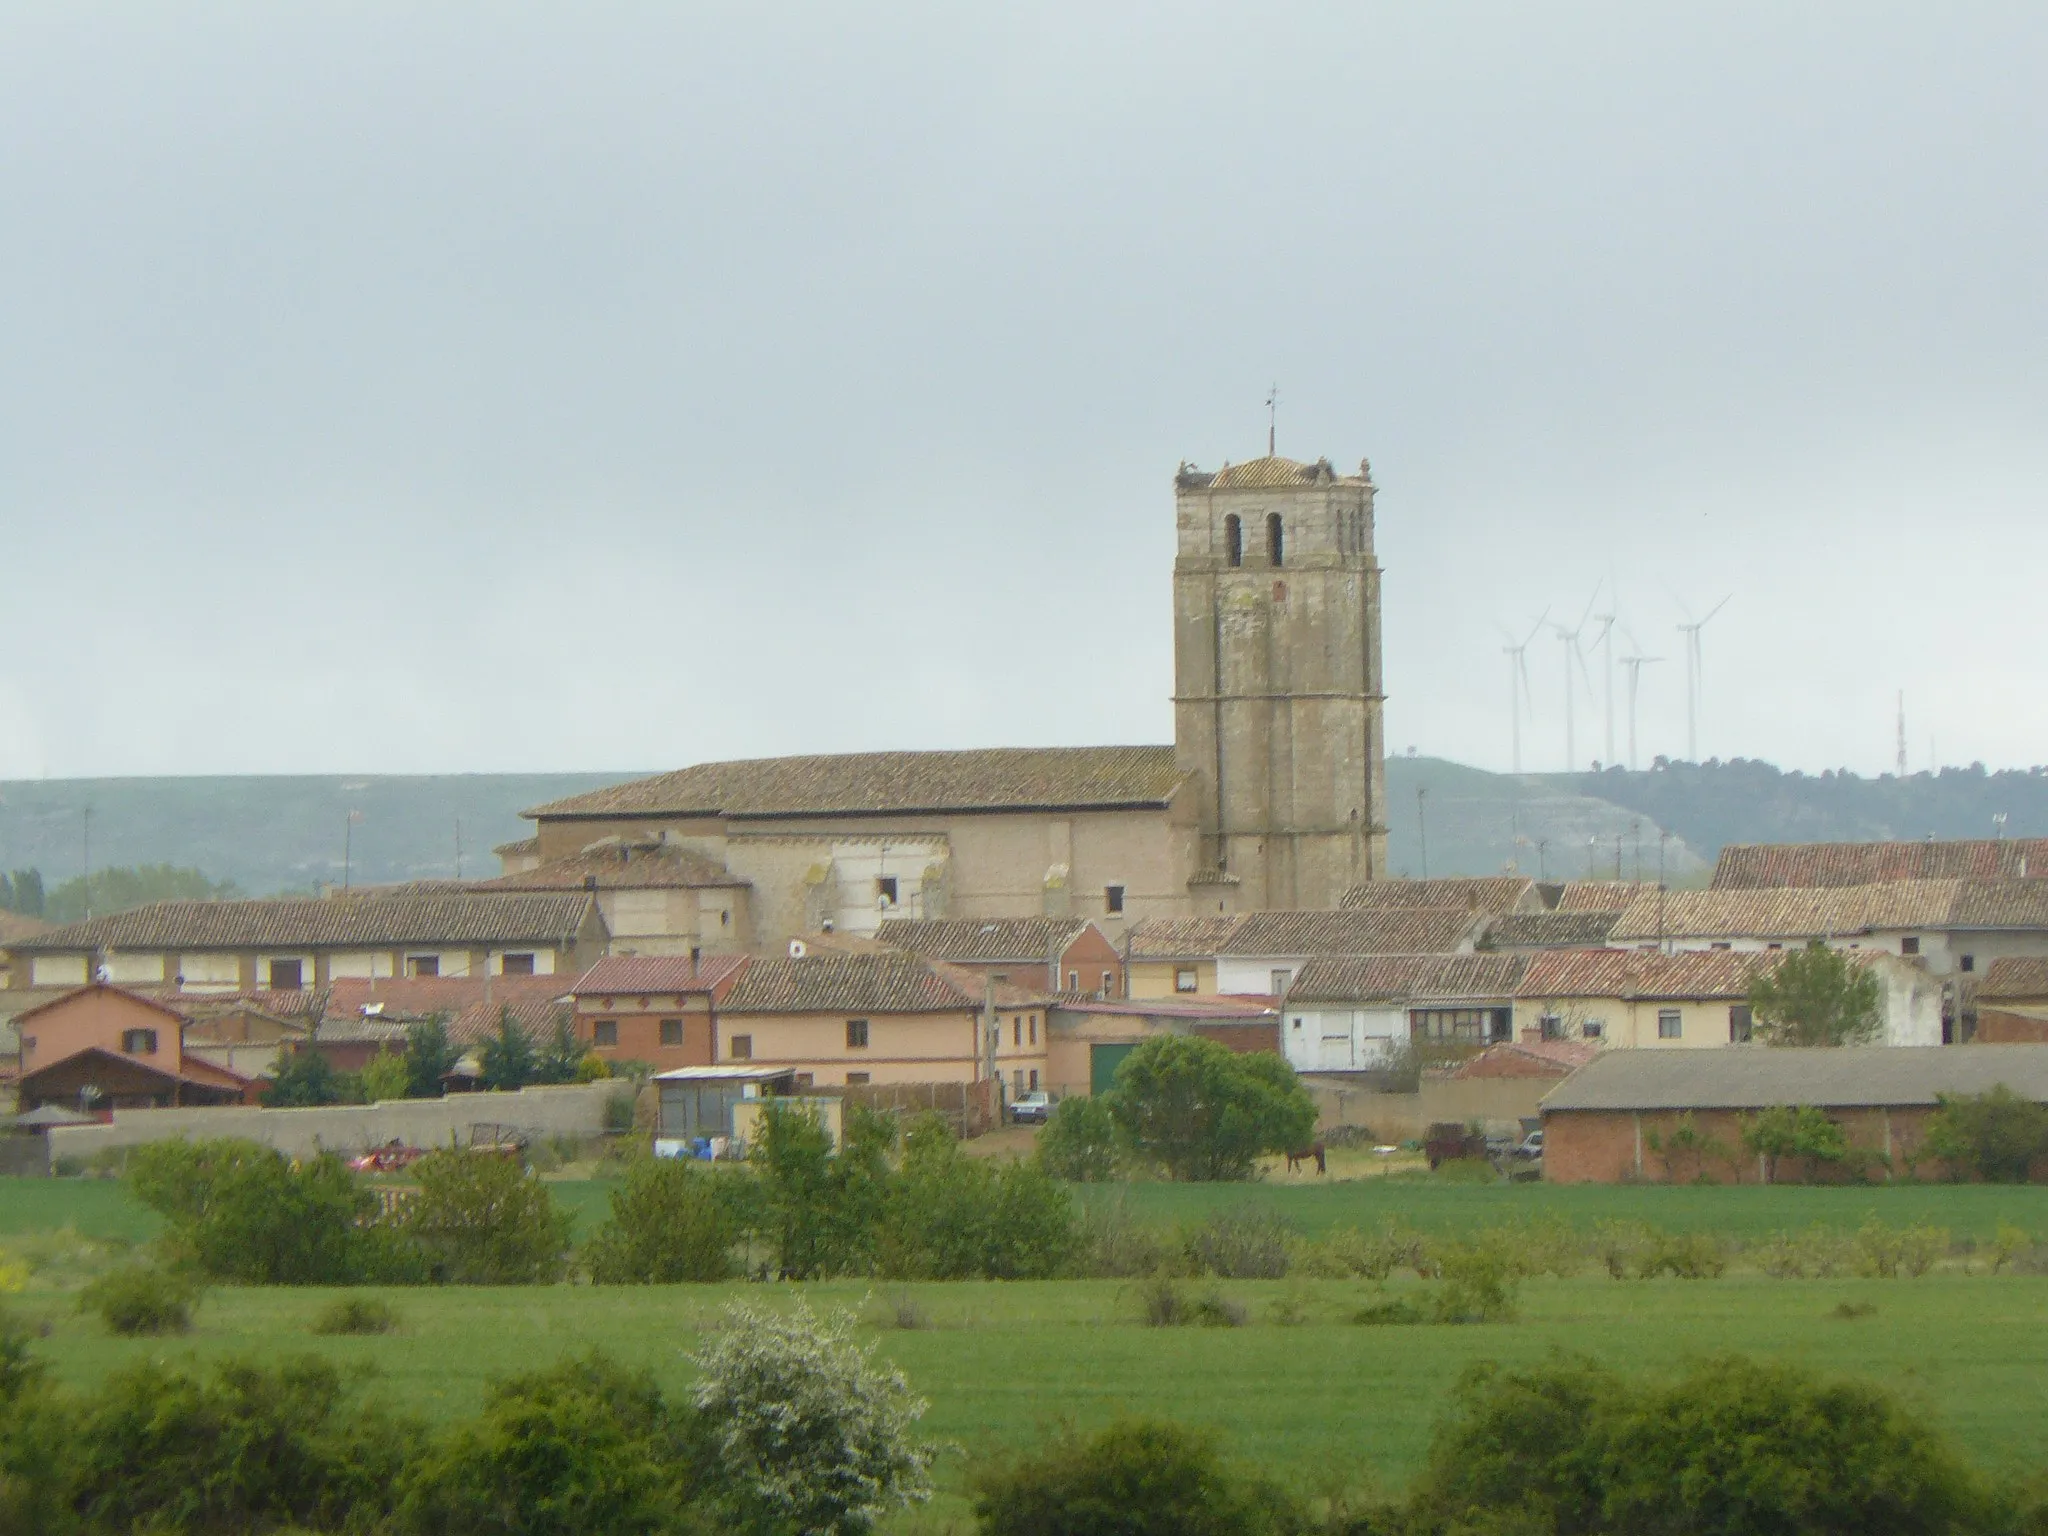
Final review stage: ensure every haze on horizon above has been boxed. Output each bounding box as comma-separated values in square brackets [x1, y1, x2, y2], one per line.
[3, 3, 2044, 786]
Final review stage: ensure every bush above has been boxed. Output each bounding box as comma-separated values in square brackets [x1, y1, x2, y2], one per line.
[127, 1137, 411, 1285]
[576, 1053, 613, 1083]
[583, 1158, 742, 1283]
[1103, 1035, 1317, 1182]
[399, 1351, 701, 1536]
[1184, 1204, 1296, 1279]
[1071, 1196, 1174, 1279]
[404, 1016, 459, 1099]
[1594, 1223, 1725, 1280]
[1741, 1104, 1852, 1183]
[66, 1355, 421, 1536]
[691, 1297, 934, 1536]
[877, 1117, 1076, 1280]
[360, 1049, 412, 1103]
[1406, 1353, 1994, 1536]
[753, 1102, 893, 1280]
[969, 1417, 1303, 1536]
[310, 1296, 402, 1335]
[1353, 1296, 1428, 1326]
[1035, 1095, 1120, 1181]
[1925, 1084, 2048, 1183]
[399, 1150, 572, 1284]
[1429, 1244, 1518, 1324]
[1854, 1217, 1948, 1279]
[1298, 1222, 1431, 1282]
[479, 1008, 540, 1091]
[1136, 1273, 1193, 1327]
[262, 1045, 354, 1107]
[78, 1265, 201, 1336]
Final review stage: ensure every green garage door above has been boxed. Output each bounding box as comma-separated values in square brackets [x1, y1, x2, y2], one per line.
[1090, 1043, 1137, 1097]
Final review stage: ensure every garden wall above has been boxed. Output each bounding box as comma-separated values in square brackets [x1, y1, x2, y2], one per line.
[42, 1082, 628, 1162]
[1541, 1104, 1963, 1184]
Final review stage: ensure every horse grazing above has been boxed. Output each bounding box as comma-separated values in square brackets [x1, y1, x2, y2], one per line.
[1285, 1141, 1327, 1175]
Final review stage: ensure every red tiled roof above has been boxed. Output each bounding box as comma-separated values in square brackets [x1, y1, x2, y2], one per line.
[720, 953, 982, 1015]
[1450, 1039, 1600, 1079]
[14, 892, 599, 952]
[1339, 876, 1536, 915]
[474, 842, 746, 892]
[1285, 954, 1528, 1005]
[876, 917, 1098, 964]
[1222, 907, 1481, 957]
[1516, 947, 1777, 1002]
[1978, 957, 2048, 1003]
[570, 954, 748, 998]
[1554, 880, 1658, 912]
[1712, 839, 2048, 889]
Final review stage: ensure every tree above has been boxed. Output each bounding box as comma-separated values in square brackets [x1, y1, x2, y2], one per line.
[9, 869, 42, 917]
[400, 1149, 571, 1284]
[1749, 941, 1882, 1046]
[359, 1048, 411, 1103]
[691, 1297, 934, 1536]
[534, 1011, 589, 1085]
[583, 1158, 741, 1283]
[404, 1016, 459, 1099]
[1104, 1036, 1317, 1181]
[479, 1009, 539, 1091]
[876, 1115, 1075, 1280]
[1034, 1095, 1119, 1182]
[1924, 1084, 2048, 1183]
[261, 1045, 347, 1108]
[1740, 1104, 1850, 1184]
[43, 863, 240, 925]
[751, 1102, 893, 1280]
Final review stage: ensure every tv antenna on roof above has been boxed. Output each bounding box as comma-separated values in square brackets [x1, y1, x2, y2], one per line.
[1265, 383, 1277, 457]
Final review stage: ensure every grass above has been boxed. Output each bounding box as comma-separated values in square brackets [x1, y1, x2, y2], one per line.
[0, 1178, 161, 1243]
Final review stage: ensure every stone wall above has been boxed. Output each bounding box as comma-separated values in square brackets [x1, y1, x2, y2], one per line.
[44, 1082, 629, 1162]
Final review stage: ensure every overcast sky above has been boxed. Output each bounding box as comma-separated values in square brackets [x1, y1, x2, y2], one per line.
[4, 3, 2045, 782]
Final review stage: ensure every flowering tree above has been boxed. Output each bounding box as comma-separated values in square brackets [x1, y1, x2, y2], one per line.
[690, 1298, 934, 1535]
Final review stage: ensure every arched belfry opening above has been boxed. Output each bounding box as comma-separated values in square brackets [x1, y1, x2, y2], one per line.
[1223, 514, 1242, 567]
[1266, 513, 1284, 568]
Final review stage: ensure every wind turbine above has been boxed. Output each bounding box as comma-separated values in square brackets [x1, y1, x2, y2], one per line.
[1551, 585, 1603, 771]
[1676, 595, 1732, 762]
[1618, 624, 1663, 771]
[1500, 611, 1547, 773]
[1588, 601, 1617, 767]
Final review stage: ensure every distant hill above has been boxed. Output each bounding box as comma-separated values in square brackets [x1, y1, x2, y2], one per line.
[4, 757, 2041, 899]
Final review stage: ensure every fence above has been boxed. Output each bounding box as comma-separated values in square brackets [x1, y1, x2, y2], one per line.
[816, 1079, 1004, 1138]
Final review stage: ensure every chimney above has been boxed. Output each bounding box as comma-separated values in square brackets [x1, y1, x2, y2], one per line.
[690, 946, 701, 979]
[584, 875, 599, 892]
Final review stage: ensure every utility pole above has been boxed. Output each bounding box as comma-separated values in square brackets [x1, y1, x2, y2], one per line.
[1416, 787, 1429, 880]
[454, 817, 464, 880]
[343, 810, 362, 890]
[1657, 830, 1671, 955]
[81, 807, 92, 920]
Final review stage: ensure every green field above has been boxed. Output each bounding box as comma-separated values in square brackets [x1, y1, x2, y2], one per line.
[8, 1173, 2048, 1521]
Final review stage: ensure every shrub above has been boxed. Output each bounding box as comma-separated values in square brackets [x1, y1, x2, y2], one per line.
[127, 1137, 410, 1285]
[66, 1355, 421, 1536]
[576, 1052, 613, 1083]
[1071, 1195, 1174, 1279]
[1035, 1094, 1120, 1182]
[602, 1089, 639, 1132]
[691, 1297, 935, 1536]
[1103, 1035, 1317, 1182]
[399, 1149, 572, 1284]
[1925, 1085, 2048, 1183]
[1353, 1296, 1428, 1326]
[1136, 1274, 1193, 1327]
[1191, 1291, 1249, 1328]
[359, 1049, 412, 1103]
[478, 1008, 540, 1091]
[534, 1011, 591, 1085]
[1183, 1204, 1296, 1279]
[262, 1045, 353, 1107]
[1988, 1221, 2035, 1274]
[404, 1016, 459, 1099]
[310, 1296, 402, 1335]
[1741, 1104, 1851, 1183]
[1854, 1217, 1948, 1279]
[583, 1158, 742, 1283]
[1429, 1244, 1518, 1324]
[400, 1351, 701, 1536]
[1299, 1222, 1431, 1282]
[79, 1265, 201, 1336]
[969, 1416, 1303, 1536]
[753, 1102, 894, 1280]
[877, 1117, 1076, 1280]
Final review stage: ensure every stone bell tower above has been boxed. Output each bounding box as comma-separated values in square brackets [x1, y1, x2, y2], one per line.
[1171, 453, 1387, 909]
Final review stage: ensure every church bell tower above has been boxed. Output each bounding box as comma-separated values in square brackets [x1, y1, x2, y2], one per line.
[1171, 453, 1387, 909]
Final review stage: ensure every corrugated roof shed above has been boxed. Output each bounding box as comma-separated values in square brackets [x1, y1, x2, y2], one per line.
[876, 917, 1093, 963]
[1285, 953, 1527, 1005]
[524, 746, 1183, 820]
[15, 893, 599, 952]
[1712, 839, 2048, 889]
[1542, 1044, 2048, 1111]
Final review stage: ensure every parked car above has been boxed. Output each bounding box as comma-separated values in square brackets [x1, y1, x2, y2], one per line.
[1512, 1130, 1545, 1160]
[1009, 1091, 1053, 1125]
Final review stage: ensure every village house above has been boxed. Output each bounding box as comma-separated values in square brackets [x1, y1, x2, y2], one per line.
[1711, 837, 2048, 888]
[1482, 910, 1622, 953]
[1278, 954, 1531, 1070]
[1125, 907, 1486, 1000]
[473, 838, 754, 956]
[1604, 879, 2048, 980]
[1539, 1043, 2048, 1184]
[709, 949, 1050, 1096]
[567, 953, 749, 1075]
[1511, 947, 1943, 1050]
[13, 985, 256, 1111]
[875, 917, 1124, 997]
[1044, 995, 1280, 1097]
[5, 891, 609, 993]
[1974, 958, 2048, 1042]
[1338, 875, 1545, 917]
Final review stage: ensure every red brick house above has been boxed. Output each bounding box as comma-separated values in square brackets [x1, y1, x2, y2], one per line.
[568, 953, 748, 1074]
[875, 917, 1126, 997]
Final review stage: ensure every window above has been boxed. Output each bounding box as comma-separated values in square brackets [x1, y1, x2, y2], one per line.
[1175, 967, 1198, 993]
[875, 876, 898, 906]
[408, 954, 440, 978]
[1710, 942, 1732, 951]
[1224, 514, 1242, 566]
[721, 910, 730, 927]
[120, 1028, 158, 1055]
[594, 1020, 618, 1048]
[1101, 970, 1114, 994]
[1901, 936, 1920, 955]
[847, 1018, 869, 1049]
[1013, 1069, 1026, 1096]
[1729, 1005, 1754, 1044]
[1067, 970, 1079, 990]
[794, 1072, 813, 1088]
[1029, 1015, 1038, 1045]
[1657, 1008, 1683, 1040]
[1539, 1012, 1563, 1041]
[729, 1034, 753, 1061]
[1582, 1018, 1604, 1040]
[1104, 884, 1126, 914]
[1028, 1069, 1039, 1092]
[1410, 1008, 1500, 1043]
[1270, 968, 1292, 996]
[660, 1018, 685, 1047]
[1961, 954, 1976, 973]
[267, 958, 303, 990]
[1267, 512, 1284, 567]
[845, 1071, 870, 1086]
[501, 952, 536, 976]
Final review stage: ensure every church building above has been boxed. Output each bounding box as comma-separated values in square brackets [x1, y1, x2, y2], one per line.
[506, 454, 1388, 953]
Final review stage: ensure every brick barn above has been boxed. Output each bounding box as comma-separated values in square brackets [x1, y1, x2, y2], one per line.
[1540, 1044, 2048, 1184]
